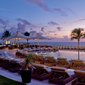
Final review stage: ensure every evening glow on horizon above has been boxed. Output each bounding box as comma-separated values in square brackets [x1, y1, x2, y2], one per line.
[0, 0, 85, 42]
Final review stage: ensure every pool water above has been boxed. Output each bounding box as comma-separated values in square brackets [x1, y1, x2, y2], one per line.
[37, 50, 85, 61]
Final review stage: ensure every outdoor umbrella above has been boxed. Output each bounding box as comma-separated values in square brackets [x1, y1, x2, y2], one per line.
[7, 31, 31, 47]
[31, 33, 47, 45]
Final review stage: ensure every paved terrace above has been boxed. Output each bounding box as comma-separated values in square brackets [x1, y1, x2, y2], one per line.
[0, 48, 75, 85]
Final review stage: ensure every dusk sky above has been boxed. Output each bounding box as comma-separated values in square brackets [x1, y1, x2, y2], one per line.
[0, 0, 85, 42]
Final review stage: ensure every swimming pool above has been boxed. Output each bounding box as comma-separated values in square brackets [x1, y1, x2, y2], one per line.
[37, 50, 85, 61]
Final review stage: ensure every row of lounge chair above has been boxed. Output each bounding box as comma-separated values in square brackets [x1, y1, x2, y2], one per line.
[23, 47, 58, 52]
[0, 57, 75, 85]
[31, 55, 85, 70]
[16, 50, 85, 71]
[0, 45, 6, 49]
[1, 44, 52, 50]
[0, 57, 22, 72]
[32, 63, 85, 85]
[56, 46, 85, 50]
[16, 48, 58, 58]
[1, 55, 85, 85]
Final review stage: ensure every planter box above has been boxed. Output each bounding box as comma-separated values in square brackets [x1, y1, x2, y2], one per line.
[20, 69, 32, 83]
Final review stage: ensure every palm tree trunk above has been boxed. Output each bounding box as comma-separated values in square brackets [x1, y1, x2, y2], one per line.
[27, 39, 28, 44]
[78, 40, 79, 60]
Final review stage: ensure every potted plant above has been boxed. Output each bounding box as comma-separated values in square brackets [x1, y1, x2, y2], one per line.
[20, 54, 33, 83]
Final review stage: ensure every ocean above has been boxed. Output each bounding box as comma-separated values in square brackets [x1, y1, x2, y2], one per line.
[21, 42, 85, 47]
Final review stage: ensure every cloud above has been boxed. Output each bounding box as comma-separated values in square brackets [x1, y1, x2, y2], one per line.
[8, 22, 26, 35]
[71, 18, 85, 23]
[54, 8, 67, 16]
[17, 22, 26, 33]
[48, 21, 58, 25]
[8, 27, 17, 35]
[30, 31, 37, 36]
[30, 24, 41, 28]
[17, 18, 41, 29]
[65, 8, 76, 14]
[63, 36, 68, 38]
[30, 28, 32, 30]
[54, 34, 57, 35]
[78, 19, 85, 21]
[24, 0, 51, 11]
[41, 27, 44, 32]
[0, 18, 9, 25]
[60, 18, 85, 25]
[17, 18, 31, 25]
[38, 32, 43, 35]
[57, 27, 61, 31]
[47, 30, 57, 33]
[3, 25, 7, 31]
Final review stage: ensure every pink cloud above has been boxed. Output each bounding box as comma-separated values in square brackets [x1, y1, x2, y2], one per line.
[61, 18, 85, 25]
[24, 0, 51, 11]
[63, 36, 68, 38]
[57, 27, 61, 31]
[48, 21, 58, 25]
[71, 19, 85, 23]
[54, 8, 67, 16]
[54, 34, 57, 35]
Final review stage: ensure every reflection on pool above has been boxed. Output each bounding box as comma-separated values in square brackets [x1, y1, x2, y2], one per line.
[37, 50, 85, 61]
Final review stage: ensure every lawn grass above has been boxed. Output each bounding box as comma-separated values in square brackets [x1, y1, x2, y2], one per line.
[0, 75, 26, 85]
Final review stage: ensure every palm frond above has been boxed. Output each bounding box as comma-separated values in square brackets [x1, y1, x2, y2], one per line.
[70, 28, 84, 41]
[25, 54, 33, 65]
[71, 37, 78, 40]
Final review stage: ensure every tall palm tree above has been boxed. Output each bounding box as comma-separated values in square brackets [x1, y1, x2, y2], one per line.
[83, 33, 85, 39]
[1, 30, 11, 40]
[70, 28, 83, 60]
[24, 32, 30, 44]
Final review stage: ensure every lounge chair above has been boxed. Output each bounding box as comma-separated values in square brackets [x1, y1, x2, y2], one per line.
[60, 46, 63, 49]
[72, 70, 85, 85]
[23, 48, 28, 51]
[16, 51, 26, 58]
[44, 56, 58, 67]
[66, 46, 69, 49]
[63, 46, 66, 49]
[72, 46, 76, 50]
[32, 47, 37, 51]
[27, 47, 33, 52]
[69, 46, 72, 50]
[32, 64, 50, 81]
[70, 59, 85, 70]
[53, 47, 58, 51]
[37, 47, 41, 51]
[40, 47, 45, 51]
[32, 54, 44, 64]
[49, 67, 76, 85]
[49, 47, 54, 51]
[56, 58, 71, 68]
[80, 46, 83, 50]
[37, 55, 47, 62]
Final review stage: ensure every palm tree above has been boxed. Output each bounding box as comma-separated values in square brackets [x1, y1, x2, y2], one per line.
[24, 32, 30, 44]
[70, 28, 84, 60]
[1, 30, 11, 40]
